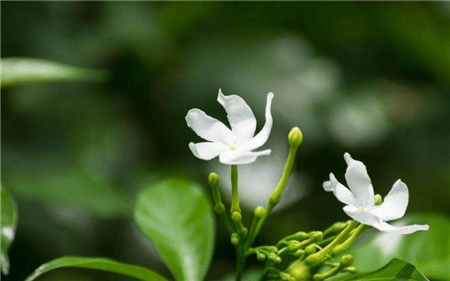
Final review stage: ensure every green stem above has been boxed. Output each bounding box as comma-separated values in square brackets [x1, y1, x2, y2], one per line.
[230, 165, 241, 214]
[331, 224, 368, 256]
[246, 145, 299, 248]
[305, 220, 358, 265]
[235, 243, 246, 281]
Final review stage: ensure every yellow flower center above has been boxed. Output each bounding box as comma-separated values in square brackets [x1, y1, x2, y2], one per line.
[358, 206, 366, 212]
[228, 145, 238, 151]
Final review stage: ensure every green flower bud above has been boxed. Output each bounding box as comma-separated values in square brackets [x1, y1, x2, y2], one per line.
[375, 194, 383, 205]
[269, 253, 277, 260]
[288, 127, 303, 147]
[231, 233, 239, 245]
[254, 206, 266, 217]
[305, 245, 317, 255]
[344, 266, 358, 273]
[256, 252, 266, 261]
[288, 261, 311, 281]
[208, 172, 220, 187]
[231, 212, 242, 223]
[288, 241, 301, 251]
[274, 256, 282, 264]
[340, 254, 354, 267]
[332, 222, 347, 231]
[280, 273, 292, 281]
[214, 204, 225, 213]
[311, 231, 323, 242]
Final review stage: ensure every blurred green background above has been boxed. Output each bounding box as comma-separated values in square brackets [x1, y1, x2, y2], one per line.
[1, 2, 449, 280]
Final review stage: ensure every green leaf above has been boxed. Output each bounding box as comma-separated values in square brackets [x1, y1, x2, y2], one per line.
[332, 258, 428, 281]
[134, 179, 215, 281]
[1, 58, 108, 87]
[0, 186, 18, 275]
[24, 256, 168, 281]
[343, 214, 450, 280]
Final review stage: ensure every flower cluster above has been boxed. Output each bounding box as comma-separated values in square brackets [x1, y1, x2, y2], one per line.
[186, 89, 429, 235]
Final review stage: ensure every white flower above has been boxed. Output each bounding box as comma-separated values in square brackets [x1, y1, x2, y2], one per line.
[323, 153, 429, 234]
[186, 89, 274, 165]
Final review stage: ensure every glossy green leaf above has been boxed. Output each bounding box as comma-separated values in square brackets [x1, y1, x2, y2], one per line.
[1, 58, 108, 87]
[0, 186, 18, 275]
[332, 258, 428, 281]
[343, 214, 450, 280]
[134, 179, 215, 281]
[25, 256, 168, 281]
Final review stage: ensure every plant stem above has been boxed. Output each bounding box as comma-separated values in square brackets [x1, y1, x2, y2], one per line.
[245, 145, 298, 248]
[230, 165, 241, 214]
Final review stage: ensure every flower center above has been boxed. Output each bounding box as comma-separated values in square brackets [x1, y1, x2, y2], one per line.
[228, 145, 238, 151]
[358, 206, 366, 212]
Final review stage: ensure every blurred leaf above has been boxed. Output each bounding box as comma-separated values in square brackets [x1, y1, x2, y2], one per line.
[0, 186, 18, 275]
[134, 179, 215, 281]
[24, 256, 168, 281]
[1, 58, 108, 87]
[214, 269, 260, 281]
[331, 258, 428, 281]
[344, 214, 450, 280]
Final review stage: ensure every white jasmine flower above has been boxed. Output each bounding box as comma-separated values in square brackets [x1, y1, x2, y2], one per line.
[323, 153, 429, 234]
[186, 89, 274, 165]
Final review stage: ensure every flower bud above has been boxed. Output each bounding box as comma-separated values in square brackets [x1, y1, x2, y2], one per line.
[208, 172, 220, 187]
[231, 212, 242, 223]
[231, 233, 239, 245]
[375, 194, 383, 205]
[274, 256, 282, 264]
[256, 252, 266, 261]
[269, 253, 277, 260]
[340, 254, 354, 267]
[214, 204, 225, 213]
[280, 273, 292, 280]
[305, 245, 317, 255]
[288, 127, 303, 147]
[344, 266, 358, 273]
[288, 241, 301, 251]
[293, 231, 309, 241]
[254, 206, 266, 218]
[310, 231, 323, 242]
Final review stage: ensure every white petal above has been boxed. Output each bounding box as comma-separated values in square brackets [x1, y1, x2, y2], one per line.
[189, 142, 227, 161]
[186, 109, 234, 144]
[370, 180, 409, 222]
[238, 93, 274, 151]
[344, 153, 375, 208]
[323, 173, 359, 206]
[372, 221, 429, 234]
[343, 205, 382, 226]
[219, 149, 271, 165]
[217, 89, 256, 143]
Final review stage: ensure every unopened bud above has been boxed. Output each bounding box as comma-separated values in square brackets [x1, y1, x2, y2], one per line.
[256, 252, 266, 261]
[344, 266, 358, 273]
[274, 256, 282, 264]
[288, 127, 303, 147]
[269, 253, 277, 260]
[208, 173, 220, 187]
[305, 245, 317, 255]
[332, 222, 347, 232]
[340, 254, 354, 267]
[288, 241, 301, 251]
[231, 212, 242, 223]
[375, 194, 383, 205]
[293, 231, 309, 241]
[254, 206, 266, 218]
[311, 231, 323, 242]
[231, 233, 239, 245]
[280, 273, 292, 280]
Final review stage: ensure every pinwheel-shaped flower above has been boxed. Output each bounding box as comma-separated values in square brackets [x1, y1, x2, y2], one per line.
[186, 89, 274, 165]
[323, 153, 429, 234]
